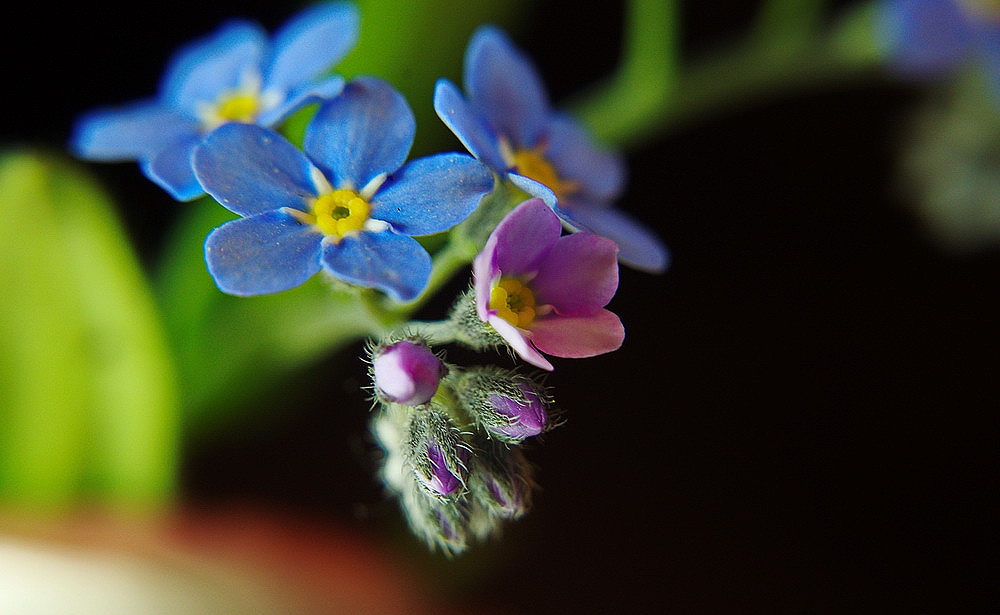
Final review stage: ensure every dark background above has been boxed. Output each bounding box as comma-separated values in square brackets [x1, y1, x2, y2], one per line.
[4, 1, 996, 612]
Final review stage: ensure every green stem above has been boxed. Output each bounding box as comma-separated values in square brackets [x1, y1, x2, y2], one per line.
[572, 0, 884, 150]
[752, 0, 829, 50]
[571, 0, 680, 148]
[405, 319, 458, 344]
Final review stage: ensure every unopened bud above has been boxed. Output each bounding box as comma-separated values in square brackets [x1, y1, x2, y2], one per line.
[371, 337, 446, 406]
[454, 366, 551, 442]
[472, 441, 534, 521]
[407, 406, 470, 499]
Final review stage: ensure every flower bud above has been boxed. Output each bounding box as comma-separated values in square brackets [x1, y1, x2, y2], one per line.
[486, 383, 547, 440]
[472, 441, 534, 521]
[407, 406, 470, 499]
[454, 366, 551, 443]
[371, 337, 446, 406]
[422, 442, 467, 497]
[397, 478, 472, 556]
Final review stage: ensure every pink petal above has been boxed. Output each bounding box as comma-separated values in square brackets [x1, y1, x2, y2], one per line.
[472, 233, 501, 321]
[490, 199, 560, 277]
[532, 232, 619, 316]
[530, 310, 624, 358]
[488, 315, 554, 371]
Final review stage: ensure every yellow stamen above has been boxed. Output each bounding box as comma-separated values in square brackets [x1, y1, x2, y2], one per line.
[216, 92, 261, 123]
[510, 147, 579, 201]
[307, 189, 372, 238]
[490, 278, 537, 328]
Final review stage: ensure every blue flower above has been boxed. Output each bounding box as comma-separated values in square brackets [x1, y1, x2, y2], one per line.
[877, 0, 1000, 82]
[193, 77, 494, 302]
[71, 2, 359, 201]
[433, 26, 669, 273]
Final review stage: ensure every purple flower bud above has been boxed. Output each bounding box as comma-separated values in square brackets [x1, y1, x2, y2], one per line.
[420, 443, 468, 497]
[407, 406, 470, 500]
[470, 442, 534, 521]
[372, 339, 445, 406]
[486, 383, 547, 440]
[483, 472, 529, 519]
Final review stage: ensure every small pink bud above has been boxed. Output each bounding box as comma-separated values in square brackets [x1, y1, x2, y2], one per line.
[372, 339, 445, 406]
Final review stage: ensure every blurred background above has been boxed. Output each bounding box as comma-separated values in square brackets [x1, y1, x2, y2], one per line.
[1, 0, 996, 613]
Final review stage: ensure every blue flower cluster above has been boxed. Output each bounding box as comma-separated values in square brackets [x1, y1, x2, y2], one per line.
[70, 1, 670, 553]
[72, 3, 667, 303]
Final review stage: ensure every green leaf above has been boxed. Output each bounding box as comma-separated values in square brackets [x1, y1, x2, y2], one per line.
[0, 150, 179, 509]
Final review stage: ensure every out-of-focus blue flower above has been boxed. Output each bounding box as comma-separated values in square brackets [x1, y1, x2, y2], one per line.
[71, 2, 359, 201]
[434, 25, 669, 273]
[877, 0, 1000, 82]
[194, 77, 493, 302]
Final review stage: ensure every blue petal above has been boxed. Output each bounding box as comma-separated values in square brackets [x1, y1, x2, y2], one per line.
[258, 75, 345, 127]
[433, 79, 507, 172]
[465, 26, 550, 149]
[546, 113, 626, 201]
[161, 20, 267, 115]
[877, 0, 972, 77]
[373, 153, 493, 236]
[194, 123, 319, 216]
[304, 76, 415, 189]
[508, 174, 557, 208]
[205, 209, 322, 296]
[264, 2, 359, 93]
[71, 101, 199, 161]
[556, 203, 670, 274]
[142, 134, 204, 201]
[322, 231, 431, 302]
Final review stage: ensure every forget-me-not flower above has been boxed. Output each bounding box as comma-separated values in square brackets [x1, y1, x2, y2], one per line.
[473, 198, 624, 371]
[877, 0, 1000, 83]
[71, 2, 359, 200]
[194, 77, 494, 302]
[434, 25, 669, 273]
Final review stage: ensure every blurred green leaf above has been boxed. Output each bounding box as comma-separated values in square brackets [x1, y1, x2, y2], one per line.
[0, 150, 179, 508]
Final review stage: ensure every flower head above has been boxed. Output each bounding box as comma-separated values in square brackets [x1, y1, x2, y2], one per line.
[473, 198, 624, 370]
[71, 2, 359, 200]
[434, 25, 668, 273]
[877, 0, 1000, 82]
[371, 338, 447, 406]
[193, 77, 493, 301]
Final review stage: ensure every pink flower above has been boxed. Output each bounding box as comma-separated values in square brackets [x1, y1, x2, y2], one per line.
[472, 198, 624, 370]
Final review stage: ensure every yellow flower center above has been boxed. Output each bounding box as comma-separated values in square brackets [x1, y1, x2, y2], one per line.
[490, 278, 537, 328]
[198, 87, 267, 131]
[960, 0, 1000, 20]
[216, 92, 261, 123]
[510, 148, 579, 201]
[309, 189, 372, 238]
